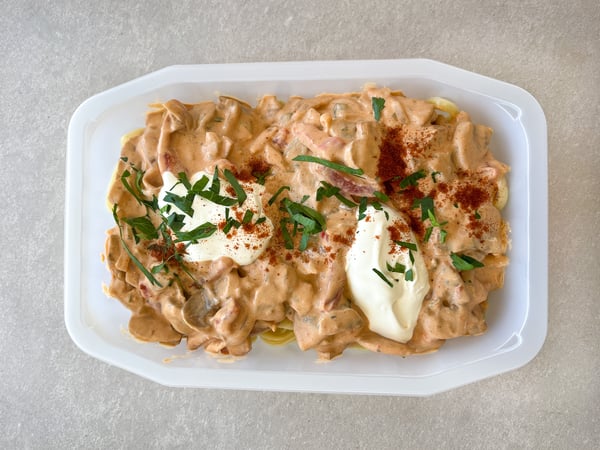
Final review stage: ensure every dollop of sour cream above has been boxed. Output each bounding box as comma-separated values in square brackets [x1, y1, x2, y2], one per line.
[345, 205, 430, 343]
[158, 171, 274, 265]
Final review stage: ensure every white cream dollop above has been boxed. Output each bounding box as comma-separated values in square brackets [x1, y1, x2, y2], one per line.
[345, 205, 430, 343]
[158, 171, 274, 265]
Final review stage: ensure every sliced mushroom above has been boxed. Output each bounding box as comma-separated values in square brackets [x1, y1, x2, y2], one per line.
[182, 288, 219, 330]
[128, 305, 182, 346]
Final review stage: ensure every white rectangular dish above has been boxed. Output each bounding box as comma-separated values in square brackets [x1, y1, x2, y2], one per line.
[65, 59, 547, 396]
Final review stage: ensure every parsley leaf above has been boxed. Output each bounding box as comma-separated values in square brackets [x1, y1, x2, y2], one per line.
[371, 97, 385, 122]
[112, 204, 162, 287]
[223, 218, 241, 234]
[394, 240, 418, 251]
[122, 216, 158, 243]
[412, 196, 434, 221]
[424, 226, 433, 243]
[386, 262, 406, 273]
[372, 268, 393, 287]
[268, 185, 290, 205]
[450, 253, 484, 271]
[174, 222, 217, 242]
[223, 169, 247, 206]
[177, 172, 191, 190]
[242, 209, 254, 224]
[398, 170, 426, 189]
[358, 197, 368, 221]
[278, 198, 326, 251]
[163, 191, 195, 217]
[316, 181, 357, 208]
[253, 168, 271, 185]
[292, 154, 364, 177]
[373, 191, 389, 202]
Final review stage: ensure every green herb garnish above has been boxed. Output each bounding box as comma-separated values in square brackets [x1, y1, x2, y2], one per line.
[316, 181, 357, 208]
[165, 212, 186, 232]
[163, 191, 195, 217]
[373, 191, 389, 202]
[112, 204, 162, 287]
[122, 216, 159, 243]
[174, 222, 217, 242]
[371, 97, 385, 122]
[242, 209, 254, 224]
[176, 171, 191, 190]
[450, 253, 484, 271]
[268, 185, 291, 205]
[395, 240, 418, 251]
[398, 170, 426, 189]
[292, 154, 364, 177]
[253, 168, 271, 185]
[279, 198, 326, 251]
[223, 169, 247, 206]
[386, 262, 406, 273]
[424, 226, 433, 243]
[431, 171, 441, 183]
[223, 218, 241, 234]
[209, 166, 220, 194]
[427, 209, 448, 228]
[190, 175, 210, 193]
[412, 196, 434, 221]
[440, 229, 447, 243]
[358, 197, 368, 221]
[195, 188, 237, 207]
[279, 218, 294, 250]
[372, 268, 393, 287]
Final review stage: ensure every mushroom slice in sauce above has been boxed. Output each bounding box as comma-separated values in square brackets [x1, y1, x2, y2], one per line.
[182, 288, 220, 331]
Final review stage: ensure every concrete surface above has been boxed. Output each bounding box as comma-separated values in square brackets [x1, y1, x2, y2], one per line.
[1, 0, 599, 448]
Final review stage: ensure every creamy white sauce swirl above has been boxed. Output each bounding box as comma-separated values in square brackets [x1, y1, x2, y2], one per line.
[158, 171, 274, 265]
[345, 205, 430, 343]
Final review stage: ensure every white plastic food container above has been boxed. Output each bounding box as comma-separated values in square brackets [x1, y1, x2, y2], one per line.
[65, 59, 548, 396]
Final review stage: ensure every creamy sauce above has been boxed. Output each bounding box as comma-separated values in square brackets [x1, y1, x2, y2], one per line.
[158, 171, 273, 266]
[345, 205, 429, 343]
[103, 86, 510, 359]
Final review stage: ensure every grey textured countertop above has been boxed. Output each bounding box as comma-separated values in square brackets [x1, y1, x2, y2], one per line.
[1, 1, 598, 448]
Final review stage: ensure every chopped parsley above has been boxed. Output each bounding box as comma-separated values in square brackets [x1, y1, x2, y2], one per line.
[394, 240, 417, 251]
[372, 268, 393, 287]
[358, 196, 368, 221]
[412, 196, 434, 220]
[371, 97, 385, 122]
[450, 253, 484, 271]
[292, 154, 364, 177]
[163, 191, 195, 216]
[398, 170, 426, 189]
[252, 168, 271, 185]
[316, 181, 357, 208]
[279, 198, 326, 251]
[242, 209, 254, 224]
[268, 185, 290, 205]
[112, 204, 163, 287]
[373, 191, 389, 202]
[173, 222, 217, 242]
[122, 216, 158, 243]
[223, 169, 247, 206]
[386, 262, 406, 274]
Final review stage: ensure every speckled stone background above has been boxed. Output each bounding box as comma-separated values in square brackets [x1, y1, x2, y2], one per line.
[1, 0, 599, 448]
